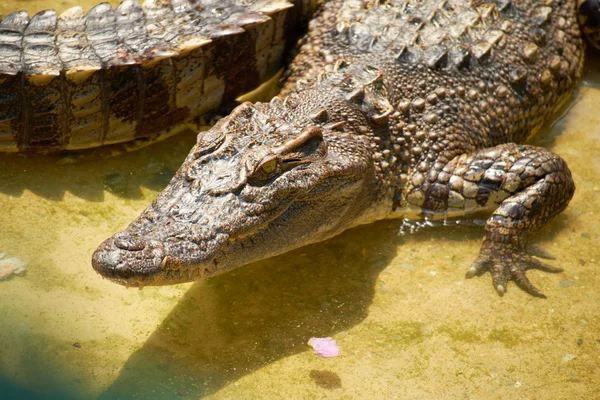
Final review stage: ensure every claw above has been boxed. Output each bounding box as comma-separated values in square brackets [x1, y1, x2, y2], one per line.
[495, 284, 506, 296]
[465, 265, 479, 278]
[513, 270, 547, 299]
[466, 256, 489, 278]
[512, 264, 546, 298]
[468, 241, 560, 298]
[490, 263, 508, 294]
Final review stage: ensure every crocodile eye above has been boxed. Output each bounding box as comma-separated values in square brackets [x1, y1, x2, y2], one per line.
[260, 158, 277, 174]
[247, 156, 279, 183]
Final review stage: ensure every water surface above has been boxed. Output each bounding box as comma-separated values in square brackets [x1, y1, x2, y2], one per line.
[0, 1, 599, 398]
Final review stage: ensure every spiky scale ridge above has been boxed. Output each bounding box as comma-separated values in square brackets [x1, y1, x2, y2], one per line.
[0, 0, 316, 151]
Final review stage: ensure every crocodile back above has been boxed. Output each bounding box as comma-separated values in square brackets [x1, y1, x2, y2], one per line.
[283, 0, 584, 150]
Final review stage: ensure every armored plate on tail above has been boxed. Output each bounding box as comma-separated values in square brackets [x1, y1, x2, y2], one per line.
[0, 0, 320, 151]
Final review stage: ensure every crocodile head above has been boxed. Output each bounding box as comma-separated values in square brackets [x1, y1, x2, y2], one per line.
[92, 102, 378, 287]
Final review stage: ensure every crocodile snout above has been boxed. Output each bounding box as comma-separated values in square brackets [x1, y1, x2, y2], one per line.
[92, 232, 166, 286]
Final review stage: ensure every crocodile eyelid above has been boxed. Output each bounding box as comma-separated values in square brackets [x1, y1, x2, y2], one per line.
[271, 126, 323, 155]
[246, 153, 280, 182]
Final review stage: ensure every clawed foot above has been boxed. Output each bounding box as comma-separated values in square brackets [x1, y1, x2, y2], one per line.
[466, 242, 563, 298]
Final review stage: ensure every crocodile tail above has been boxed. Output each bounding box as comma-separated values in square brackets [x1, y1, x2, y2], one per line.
[578, 0, 600, 49]
[0, 0, 309, 151]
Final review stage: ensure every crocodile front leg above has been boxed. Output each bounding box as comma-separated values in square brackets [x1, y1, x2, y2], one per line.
[413, 144, 575, 298]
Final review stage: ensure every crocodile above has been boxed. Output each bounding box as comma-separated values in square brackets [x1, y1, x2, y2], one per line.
[4, 0, 599, 296]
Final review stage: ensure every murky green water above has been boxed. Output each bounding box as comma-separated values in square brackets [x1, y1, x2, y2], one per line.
[0, 1, 599, 399]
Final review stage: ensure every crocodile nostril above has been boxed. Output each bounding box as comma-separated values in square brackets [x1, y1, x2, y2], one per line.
[113, 232, 146, 251]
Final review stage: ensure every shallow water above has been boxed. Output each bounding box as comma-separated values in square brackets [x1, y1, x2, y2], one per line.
[0, 1, 599, 399]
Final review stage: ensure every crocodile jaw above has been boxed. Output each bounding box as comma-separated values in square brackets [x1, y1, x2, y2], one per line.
[91, 176, 373, 288]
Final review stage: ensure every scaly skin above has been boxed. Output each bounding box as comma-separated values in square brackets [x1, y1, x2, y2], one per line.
[0, 0, 318, 151]
[91, 0, 596, 297]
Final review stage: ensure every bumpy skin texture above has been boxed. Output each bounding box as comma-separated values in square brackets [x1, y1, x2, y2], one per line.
[0, 0, 319, 151]
[92, 0, 591, 297]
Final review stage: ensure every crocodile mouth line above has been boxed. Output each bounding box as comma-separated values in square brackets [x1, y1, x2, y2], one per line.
[92, 193, 300, 287]
[98, 255, 203, 288]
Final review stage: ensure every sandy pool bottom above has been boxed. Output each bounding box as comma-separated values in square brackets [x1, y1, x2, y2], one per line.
[0, 1, 599, 397]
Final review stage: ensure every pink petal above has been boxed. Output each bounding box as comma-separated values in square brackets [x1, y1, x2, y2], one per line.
[308, 337, 340, 358]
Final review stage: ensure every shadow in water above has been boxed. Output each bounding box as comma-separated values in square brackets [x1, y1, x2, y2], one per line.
[0, 374, 58, 400]
[99, 221, 403, 399]
[97, 207, 570, 399]
[0, 130, 199, 202]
